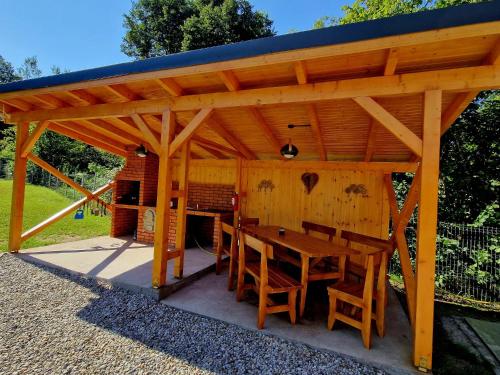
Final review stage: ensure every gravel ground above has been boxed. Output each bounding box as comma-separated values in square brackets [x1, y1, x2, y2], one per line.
[0, 254, 387, 375]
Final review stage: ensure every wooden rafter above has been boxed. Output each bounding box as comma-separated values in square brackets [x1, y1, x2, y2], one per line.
[21, 181, 114, 242]
[384, 48, 399, 76]
[485, 37, 500, 65]
[293, 62, 327, 161]
[79, 119, 142, 145]
[32, 94, 67, 109]
[6, 64, 500, 124]
[156, 78, 184, 97]
[306, 104, 327, 161]
[218, 70, 241, 91]
[364, 120, 377, 162]
[169, 108, 213, 157]
[20, 120, 49, 157]
[105, 84, 140, 101]
[55, 121, 128, 151]
[208, 116, 256, 159]
[47, 122, 127, 156]
[192, 135, 242, 158]
[353, 96, 423, 157]
[294, 61, 308, 85]
[131, 114, 161, 154]
[440, 91, 479, 135]
[247, 107, 282, 157]
[66, 89, 101, 105]
[0, 98, 32, 112]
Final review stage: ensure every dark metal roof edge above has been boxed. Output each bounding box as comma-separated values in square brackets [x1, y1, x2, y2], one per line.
[1, 1, 499, 94]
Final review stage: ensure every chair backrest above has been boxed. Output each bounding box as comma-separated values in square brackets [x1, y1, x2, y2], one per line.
[241, 217, 260, 227]
[341, 230, 393, 253]
[239, 231, 274, 286]
[302, 221, 336, 242]
[219, 222, 236, 251]
[341, 230, 392, 277]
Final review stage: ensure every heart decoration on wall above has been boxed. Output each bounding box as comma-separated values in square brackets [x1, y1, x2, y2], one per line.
[301, 173, 319, 194]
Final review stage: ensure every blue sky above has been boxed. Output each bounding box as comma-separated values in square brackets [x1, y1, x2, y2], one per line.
[0, 0, 344, 75]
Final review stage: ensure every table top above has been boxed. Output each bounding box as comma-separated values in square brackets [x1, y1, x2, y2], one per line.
[244, 225, 360, 258]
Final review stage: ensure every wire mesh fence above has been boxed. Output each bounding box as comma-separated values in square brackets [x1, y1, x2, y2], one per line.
[0, 157, 114, 203]
[389, 223, 499, 303]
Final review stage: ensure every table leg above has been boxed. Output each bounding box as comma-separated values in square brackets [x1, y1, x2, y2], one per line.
[299, 255, 310, 318]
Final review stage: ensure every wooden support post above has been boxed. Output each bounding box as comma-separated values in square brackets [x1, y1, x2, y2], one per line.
[21, 121, 49, 157]
[8, 122, 29, 252]
[413, 90, 442, 372]
[174, 141, 190, 279]
[234, 158, 243, 228]
[152, 109, 176, 288]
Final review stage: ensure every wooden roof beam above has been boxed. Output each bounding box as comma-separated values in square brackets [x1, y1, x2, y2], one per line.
[384, 48, 399, 76]
[354, 96, 423, 157]
[218, 70, 241, 92]
[294, 61, 327, 161]
[131, 114, 161, 154]
[47, 122, 127, 156]
[66, 89, 101, 105]
[294, 61, 308, 85]
[7, 65, 500, 123]
[32, 94, 68, 109]
[247, 107, 282, 157]
[104, 117, 146, 140]
[208, 115, 256, 159]
[105, 84, 140, 102]
[485, 37, 500, 65]
[0, 98, 32, 112]
[169, 108, 213, 157]
[306, 104, 327, 161]
[156, 78, 184, 97]
[364, 120, 377, 162]
[79, 119, 143, 145]
[21, 121, 49, 157]
[440, 91, 479, 135]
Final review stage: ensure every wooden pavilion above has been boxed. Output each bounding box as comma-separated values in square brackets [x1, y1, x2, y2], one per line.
[1, 2, 499, 371]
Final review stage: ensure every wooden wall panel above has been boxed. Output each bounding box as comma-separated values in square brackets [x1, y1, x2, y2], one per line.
[241, 166, 390, 243]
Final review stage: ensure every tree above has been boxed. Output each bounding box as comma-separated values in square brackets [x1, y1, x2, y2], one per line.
[314, 0, 484, 28]
[181, 0, 274, 51]
[0, 55, 20, 83]
[17, 56, 42, 79]
[121, 0, 274, 59]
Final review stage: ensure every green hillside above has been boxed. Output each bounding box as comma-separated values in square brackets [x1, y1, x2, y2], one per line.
[0, 180, 110, 251]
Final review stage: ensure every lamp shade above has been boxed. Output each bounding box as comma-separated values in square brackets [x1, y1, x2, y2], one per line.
[135, 145, 148, 158]
[280, 143, 299, 159]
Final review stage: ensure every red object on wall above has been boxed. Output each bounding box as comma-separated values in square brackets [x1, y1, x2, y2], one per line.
[231, 192, 239, 211]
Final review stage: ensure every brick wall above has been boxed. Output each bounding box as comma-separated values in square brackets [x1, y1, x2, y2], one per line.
[111, 148, 234, 249]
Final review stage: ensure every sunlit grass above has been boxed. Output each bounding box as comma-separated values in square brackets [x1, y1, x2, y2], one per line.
[0, 179, 110, 251]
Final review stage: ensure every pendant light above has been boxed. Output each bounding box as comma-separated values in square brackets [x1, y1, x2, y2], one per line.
[135, 144, 148, 158]
[280, 124, 310, 160]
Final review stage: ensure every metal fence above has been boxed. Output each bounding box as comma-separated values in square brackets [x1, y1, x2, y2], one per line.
[389, 223, 499, 303]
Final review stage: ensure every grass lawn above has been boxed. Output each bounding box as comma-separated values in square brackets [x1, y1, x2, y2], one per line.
[0, 179, 111, 251]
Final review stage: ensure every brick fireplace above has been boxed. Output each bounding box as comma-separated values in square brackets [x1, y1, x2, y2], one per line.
[111, 147, 234, 249]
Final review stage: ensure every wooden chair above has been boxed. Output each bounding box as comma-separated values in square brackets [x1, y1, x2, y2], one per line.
[237, 230, 302, 329]
[327, 231, 392, 348]
[215, 222, 238, 290]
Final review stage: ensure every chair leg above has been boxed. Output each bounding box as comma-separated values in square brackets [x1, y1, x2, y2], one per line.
[236, 269, 245, 302]
[258, 289, 268, 329]
[327, 294, 337, 330]
[227, 253, 236, 291]
[215, 246, 222, 275]
[361, 303, 372, 349]
[288, 289, 298, 325]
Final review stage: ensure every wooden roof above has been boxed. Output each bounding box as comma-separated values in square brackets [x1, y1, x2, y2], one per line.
[1, 2, 499, 161]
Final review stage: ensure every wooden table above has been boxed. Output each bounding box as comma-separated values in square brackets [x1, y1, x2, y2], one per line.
[244, 225, 360, 318]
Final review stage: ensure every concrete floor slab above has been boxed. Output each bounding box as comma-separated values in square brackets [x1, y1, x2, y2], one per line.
[17, 236, 216, 293]
[162, 269, 414, 374]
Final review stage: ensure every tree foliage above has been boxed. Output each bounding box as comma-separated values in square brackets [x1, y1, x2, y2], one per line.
[121, 0, 274, 59]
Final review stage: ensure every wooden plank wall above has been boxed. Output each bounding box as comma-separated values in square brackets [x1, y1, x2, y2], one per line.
[173, 160, 390, 248]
